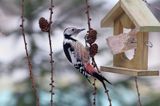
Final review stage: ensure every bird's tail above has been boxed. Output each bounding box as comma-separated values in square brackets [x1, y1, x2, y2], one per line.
[84, 63, 111, 90]
[92, 72, 111, 91]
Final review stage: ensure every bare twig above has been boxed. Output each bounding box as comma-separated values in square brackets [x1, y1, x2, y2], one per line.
[105, 89, 112, 106]
[20, 0, 40, 106]
[92, 79, 97, 106]
[135, 77, 142, 106]
[84, 1, 96, 105]
[84, 0, 112, 106]
[85, 0, 91, 32]
[85, 0, 112, 106]
[47, 0, 55, 106]
[91, 58, 101, 73]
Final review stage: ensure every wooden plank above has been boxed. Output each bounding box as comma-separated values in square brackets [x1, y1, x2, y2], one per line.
[100, 66, 159, 76]
[139, 26, 160, 32]
[101, 2, 123, 27]
[135, 32, 148, 69]
[113, 18, 124, 67]
[121, 0, 160, 32]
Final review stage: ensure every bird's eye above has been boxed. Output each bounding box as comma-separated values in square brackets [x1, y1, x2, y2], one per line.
[71, 29, 75, 31]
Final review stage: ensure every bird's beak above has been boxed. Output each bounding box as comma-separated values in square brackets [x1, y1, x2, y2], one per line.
[76, 28, 85, 34]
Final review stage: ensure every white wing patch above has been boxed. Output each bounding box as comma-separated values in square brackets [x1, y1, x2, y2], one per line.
[68, 48, 77, 64]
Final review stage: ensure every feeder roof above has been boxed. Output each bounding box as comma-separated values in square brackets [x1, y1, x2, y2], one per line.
[101, 0, 160, 32]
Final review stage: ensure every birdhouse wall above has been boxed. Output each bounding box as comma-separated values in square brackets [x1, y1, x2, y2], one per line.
[113, 18, 148, 70]
[119, 13, 135, 29]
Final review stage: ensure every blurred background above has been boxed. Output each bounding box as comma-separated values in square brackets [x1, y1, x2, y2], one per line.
[0, 0, 160, 106]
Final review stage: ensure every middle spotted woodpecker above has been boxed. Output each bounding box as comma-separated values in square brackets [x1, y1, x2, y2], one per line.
[63, 27, 111, 90]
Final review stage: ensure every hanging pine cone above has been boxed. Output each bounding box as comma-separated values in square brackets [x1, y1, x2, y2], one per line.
[87, 28, 97, 44]
[39, 17, 49, 32]
[89, 43, 98, 57]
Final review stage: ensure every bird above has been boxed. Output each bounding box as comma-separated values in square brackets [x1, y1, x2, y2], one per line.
[63, 27, 111, 90]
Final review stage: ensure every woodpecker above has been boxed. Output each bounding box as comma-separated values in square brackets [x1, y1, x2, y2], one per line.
[63, 27, 111, 90]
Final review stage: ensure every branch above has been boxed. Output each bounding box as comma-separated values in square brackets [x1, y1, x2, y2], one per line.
[20, 0, 40, 106]
[84, 0, 112, 106]
[84, 1, 97, 106]
[92, 79, 97, 106]
[48, 0, 55, 106]
[135, 77, 142, 106]
[85, 0, 91, 33]
[38, 1, 55, 105]
[105, 89, 112, 106]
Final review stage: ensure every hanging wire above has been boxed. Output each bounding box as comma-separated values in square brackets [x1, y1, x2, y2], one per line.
[135, 77, 142, 106]
[20, 0, 40, 106]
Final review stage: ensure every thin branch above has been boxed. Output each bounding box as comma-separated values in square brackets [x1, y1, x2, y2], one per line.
[91, 58, 101, 73]
[48, 0, 55, 106]
[20, 0, 40, 106]
[84, 1, 96, 106]
[105, 89, 112, 106]
[135, 77, 142, 106]
[85, 0, 91, 34]
[84, 0, 112, 106]
[92, 79, 97, 106]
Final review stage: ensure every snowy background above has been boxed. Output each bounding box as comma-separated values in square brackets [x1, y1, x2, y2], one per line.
[0, 0, 160, 106]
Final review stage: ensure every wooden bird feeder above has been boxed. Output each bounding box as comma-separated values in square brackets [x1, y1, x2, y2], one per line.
[100, 0, 160, 76]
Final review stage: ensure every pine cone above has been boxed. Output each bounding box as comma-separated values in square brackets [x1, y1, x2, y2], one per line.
[39, 17, 49, 32]
[89, 43, 98, 57]
[87, 29, 97, 44]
